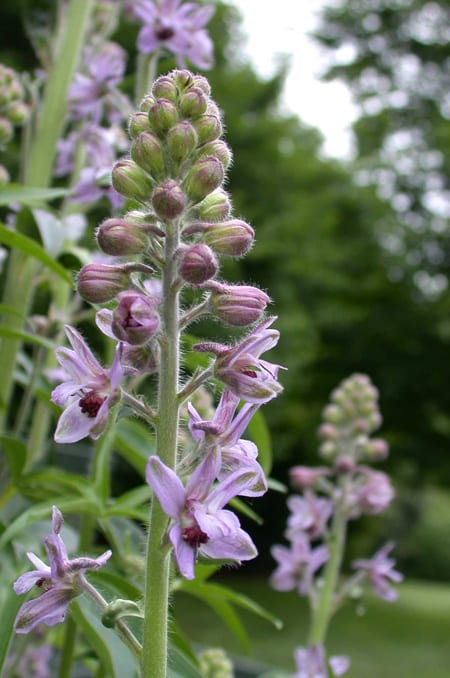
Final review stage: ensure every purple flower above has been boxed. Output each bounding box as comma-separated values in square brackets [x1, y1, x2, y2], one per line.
[188, 389, 267, 496]
[285, 492, 333, 541]
[127, 0, 214, 69]
[51, 325, 123, 443]
[195, 317, 284, 404]
[270, 537, 329, 596]
[352, 541, 403, 602]
[13, 507, 111, 634]
[293, 645, 350, 678]
[146, 450, 257, 579]
[349, 468, 395, 517]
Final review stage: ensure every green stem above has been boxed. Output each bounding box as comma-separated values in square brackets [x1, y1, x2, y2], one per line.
[142, 223, 180, 678]
[307, 483, 349, 646]
[0, 0, 94, 434]
[135, 51, 160, 103]
[58, 617, 78, 678]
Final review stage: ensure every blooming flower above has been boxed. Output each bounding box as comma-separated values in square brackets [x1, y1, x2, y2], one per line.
[352, 541, 403, 601]
[293, 645, 350, 678]
[285, 492, 333, 542]
[127, 0, 214, 69]
[349, 468, 395, 517]
[146, 450, 258, 579]
[196, 317, 284, 404]
[270, 537, 329, 596]
[13, 507, 111, 634]
[51, 325, 123, 443]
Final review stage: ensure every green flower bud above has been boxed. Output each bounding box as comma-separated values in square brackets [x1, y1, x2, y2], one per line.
[196, 189, 232, 222]
[179, 87, 208, 119]
[192, 74, 211, 96]
[172, 69, 195, 92]
[203, 219, 254, 256]
[194, 114, 222, 145]
[6, 101, 28, 125]
[152, 75, 178, 102]
[167, 120, 198, 164]
[198, 140, 233, 169]
[139, 94, 156, 112]
[77, 263, 131, 303]
[96, 218, 149, 255]
[152, 179, 187, 220]
[128, 111, 151, 138]
[0, 164, 10, 186]
[131, 131, 166, 181]
[0, 117, 13, 145]
[111, 159, 153, 203]
[184, 156, 224, 203]
[148, 98, 178, 137]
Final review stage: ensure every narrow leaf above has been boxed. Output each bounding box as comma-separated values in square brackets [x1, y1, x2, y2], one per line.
[0, 590, 22, 673]
[1, 435, 27, 483]
[0, 184, 69, 206]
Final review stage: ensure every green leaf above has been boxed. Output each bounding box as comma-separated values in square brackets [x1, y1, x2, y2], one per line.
[0, 303, 26, 320]
[168, 640, 204, 678]
[208, 584, 283, 631]
[1, 435, 27, 483]
[106, 485, 151, 518]
[0, 184, 69, 206]
[0, 589, 22, 674]
[247, 408, 272, 475]
[114, 417, 155, 476]
[0, 224, 74, 284]
[19, 467, 97, 501]
[229, 496, 263, 525]
[71, 597, 139, 678]
[0, 326, 55, 349]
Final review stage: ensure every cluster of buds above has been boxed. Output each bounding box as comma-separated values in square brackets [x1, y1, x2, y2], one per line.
[270, 374, 401, 676]
[0, 64, 29, 185]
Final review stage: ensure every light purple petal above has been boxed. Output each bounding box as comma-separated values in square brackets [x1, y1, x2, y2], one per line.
[54, 400, 96, 444]
[14, 587, 74, 634]
[13, 569, 51, 595]
[146, 456, 185, 518]
[185, 448, 221, 501]
[169, 524, 195, 579]
[64, 325, 103, 376]
[95, 308, 115, 339]
[330, 655, 350, 676]
[201, 528, 257, 562]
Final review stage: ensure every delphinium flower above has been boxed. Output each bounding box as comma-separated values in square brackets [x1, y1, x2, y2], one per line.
[13, 507, 111, 634]
[293, 645, 350, 678]
[126, 0, 215, 69]
[269, 374, 400, 674]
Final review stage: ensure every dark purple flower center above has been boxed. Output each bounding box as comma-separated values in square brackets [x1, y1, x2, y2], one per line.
[182, 525, 209, 548]
[156, 26, 175, 41]
[241, 368, 257, 378]
[79, 391, 105, 418]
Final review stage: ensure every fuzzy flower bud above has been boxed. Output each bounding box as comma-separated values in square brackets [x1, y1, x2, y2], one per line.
[111, 291, 160, 345]
[289, 466, 331, 490]
[77, 263, 130, 303]
[196, 189, 232, 222]
[209, 283, 270, 326]
[0, 117, 13, 145]
[192, 74, 211, 96]
[179, 87, 208, 119]
[194, 113, 222, 145]
[179, 243, 218, 284]
[148, 98, 178, 136]
[152, 75, 178, 102]
[131, 131, 166, 181]
[172, 69, 195, 91]
[184, 156, 224, 203]
[167, 120, 198, 164]
[198, 139, 233, 169]
[128, 111, 151, 138]
[152, 179, 187, 220]
[139, 94, 156, 112]
[111, 159, 153, 203]
[96, 218, 149, 255]
[198, 647, 234, 678]
[5, 101, 28, 125]
[203, 218, 254, 256]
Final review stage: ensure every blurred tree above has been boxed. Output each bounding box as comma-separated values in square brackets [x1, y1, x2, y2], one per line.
[314, 0, 450, 299]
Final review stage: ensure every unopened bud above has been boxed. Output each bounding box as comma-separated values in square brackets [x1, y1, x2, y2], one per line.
[77, 263, 130, 303]
[131, 131, 166, 181]
[179, 87, 208, 119]
[148, 98, 178, 137]
[112, 292, 160, 344]
[167, 120, 198, 164]
[364, 438, 389, 461]
[111, 159, 153, 203]
[289, 465, 330, 490]
[121, 342, 159, 375]
[6, 101, 28, 125]
[152, 179, 187, 220]
[128, 112, 151, 138]
[194, 114, 222, 145]
[0, 117, 13, 145]
[152, 75, 178, 102]
[192, 74, 211, 96]
[210, 283, 269, 326]
[203, 218, 254, 256]
[196, 189, 232, 222]
[96, 218, 149, 255]
[184, 156, 224, 203]
[139, 94, 156, 112]
[179, 244, 218, 284]
[172, 69, 195, 91]
[319, 423, 339, 440]
[319, 441, 337, 460]
[198, 139, 233, 169]
[323, 404, 345, 425]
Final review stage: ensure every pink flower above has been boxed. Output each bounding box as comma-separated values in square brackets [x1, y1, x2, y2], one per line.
[285, 492, 333, 541]
[352, 541, 403, 601]
[51, 325, 123, 443]
[270, 537, 329, 596]
[293, 645, 350, 678]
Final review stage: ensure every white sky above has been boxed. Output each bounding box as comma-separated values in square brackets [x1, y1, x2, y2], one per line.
[231, 0, 357, 159]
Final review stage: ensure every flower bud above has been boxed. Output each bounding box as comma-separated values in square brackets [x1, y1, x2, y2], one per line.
[196, 189, 232, 222]
[128, 111, 151, 138]
[0, 164, 9, 186]
[289, 465, 330, 490]
[179, 243, 218, 284]
[194, 114, 222, 145]
[121, 342, 159, 375]
[6, 101, 28, 125]
[131, 131, 166, 181]
[112, 291, 160, 345]
[148, 98, 178, 137]
[184, 156, 224, 203]
[111, 159, 153, 203]
[167, 120, 198, 164]
[152, 75, 178, 102]
[198, 139, 233, 169]
[96, 218, 149, 255]
[209, 283, 270, 326]
[179, 87, 208, 119]
[203, 218, 254, 256]
[318, 423, 339, 440]
[0, 117, 13, 145]
[323, 404, 345, 425]
[363, 438, 389, 462]
[77, 263, 130, 303]
[172, 69, 195, 91]
[139, 94, 156, 112]
[192, 74, 211, 96]
[152, 179, 187, 220]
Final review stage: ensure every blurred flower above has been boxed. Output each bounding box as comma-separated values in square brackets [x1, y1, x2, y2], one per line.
[14, 507, 111, 634]
[285, 492, 333, 541]
[293, 645, 350, 678]
[51, 325, 123, 443]
[270, 537, 329, 596]
[126, 0, 214, 69]
[352, 541, 403, 601]
[349, 468, 395, 517]
[146, 449, 257, 579]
